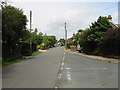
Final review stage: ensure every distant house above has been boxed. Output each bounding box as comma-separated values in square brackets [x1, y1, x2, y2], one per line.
[67, 33, 77, 51]
[67, 33, 76, 44]
[108, 15, 120, 29]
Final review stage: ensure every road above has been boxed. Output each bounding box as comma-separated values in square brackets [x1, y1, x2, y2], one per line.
[3, 47, 118, 88]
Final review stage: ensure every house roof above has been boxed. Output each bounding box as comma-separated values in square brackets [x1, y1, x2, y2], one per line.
[116, 24, 120, 27]
[110, 22, 119, 29]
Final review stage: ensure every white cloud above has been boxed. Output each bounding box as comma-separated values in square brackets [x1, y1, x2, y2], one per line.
[10, 2, 118, 40]
[9, 0, 119, 2]
[111, 12, 118, 23]
[40, 5, 101, 39]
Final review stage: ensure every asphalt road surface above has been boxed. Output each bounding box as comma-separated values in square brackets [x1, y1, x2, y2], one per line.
[3, 47, 118, 88]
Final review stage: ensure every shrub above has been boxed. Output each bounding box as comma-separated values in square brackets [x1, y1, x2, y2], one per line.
[102, 27, 120, 56]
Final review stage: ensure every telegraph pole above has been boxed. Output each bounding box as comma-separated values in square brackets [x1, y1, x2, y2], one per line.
[65, 22, 67, 49]
[30, 11, 32, 54]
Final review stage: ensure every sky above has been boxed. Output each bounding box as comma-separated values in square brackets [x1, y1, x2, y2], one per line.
[5, 0, 119, 40]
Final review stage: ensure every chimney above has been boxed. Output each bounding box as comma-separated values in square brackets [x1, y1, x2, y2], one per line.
[108, 15, 112, 22]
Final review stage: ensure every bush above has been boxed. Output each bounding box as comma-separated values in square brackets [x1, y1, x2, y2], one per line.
[67, 43, 74, 49]
[22, 42, 37, 56]
[102, 27, 120, 56]
[2, 43, 22, 62]
[22, 43, 31, 56]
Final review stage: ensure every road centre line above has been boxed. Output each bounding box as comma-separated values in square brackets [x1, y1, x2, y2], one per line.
[54, 52, 66, 88]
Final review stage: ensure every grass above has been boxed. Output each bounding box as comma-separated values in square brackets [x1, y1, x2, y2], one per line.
[3, 51, 42, 67]
[113, 57, 120, 60]
[2, 57, 26, 67]
[31, 51, 42, 56]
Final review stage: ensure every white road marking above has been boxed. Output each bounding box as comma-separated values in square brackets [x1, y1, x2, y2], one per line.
[61, 62, 64, 66]
[67, 74, 71, 77]
[66, 68, 70, 70]
[84, 68, 108, 70]
[63, 52, 65, 61]
[57, 52, 66, 81]
[66, 67, 72, 82]
[67, 73, 72, 81]
[67, 77, 71, 81]
[54, 86, 58, 90]
[54, 52, 68, 88]
[60, 67, 63, 70]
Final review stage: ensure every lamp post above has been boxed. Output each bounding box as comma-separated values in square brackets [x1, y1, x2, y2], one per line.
[65, 22, 67, 49]
[30, 11, 32, 54]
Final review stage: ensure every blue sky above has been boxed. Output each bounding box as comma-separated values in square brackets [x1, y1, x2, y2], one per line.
[8, 1, 118, 39]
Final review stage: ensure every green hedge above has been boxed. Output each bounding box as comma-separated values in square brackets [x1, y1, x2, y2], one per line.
[22, 42, 37, 56]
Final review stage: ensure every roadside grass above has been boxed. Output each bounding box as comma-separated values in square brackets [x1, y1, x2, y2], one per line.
[31, 51, 42, 56]
[95, 58, 118, 64]
[113, 57, 120, 60]
[2, 51, 42, 67]
[2, 57, 26, 67]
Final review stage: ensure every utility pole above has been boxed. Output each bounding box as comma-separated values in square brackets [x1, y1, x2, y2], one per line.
[30, 11, 32, 54]
[65, 22, 67, 49]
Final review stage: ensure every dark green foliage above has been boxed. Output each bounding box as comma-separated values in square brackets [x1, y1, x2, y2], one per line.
[2, 5, 27, 60]
[21, 42, 37, 56]
[67, 43, 73, 49]
[21, 43, 31, 56]
[31, 28, 43, 45]
[87, 16, 111, 47]
[2, 6, 27, 43]
[102, 27, 120, 56]
[21, 30, 31, 42]
[21, 29, 43, 55]
[59, 38, 65, 43]
[2, 4, 57, 63]
[75, 16, 114, 55]
[32, 43, 37, 51]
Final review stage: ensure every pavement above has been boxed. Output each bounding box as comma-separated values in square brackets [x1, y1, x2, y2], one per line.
[2, 47, 118, 88]
[38, 49, 47, 52]
[66, 50, 119, 64]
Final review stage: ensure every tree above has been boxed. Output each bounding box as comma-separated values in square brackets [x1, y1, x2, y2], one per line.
[2, 5, 27, 59]
[21, 29, 31, 43]
[42, 35, 57, 48]
[59, 38, 65, 43]
[75, 16, 112, 54]
[30, 28, 43, 46]
[87, 16, 112, 48]
[102, 27, 120, 56]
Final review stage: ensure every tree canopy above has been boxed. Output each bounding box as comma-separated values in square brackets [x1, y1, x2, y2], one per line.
[75, 16, 112, 54]
[2, 5, 27, 59]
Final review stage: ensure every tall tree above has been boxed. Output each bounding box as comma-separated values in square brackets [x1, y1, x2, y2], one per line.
[2, 5, 27, 59]
[42, 35, 57, 48]
[75, 16, 112, 54]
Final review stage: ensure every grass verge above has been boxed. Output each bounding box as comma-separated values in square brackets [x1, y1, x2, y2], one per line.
[2, 57, 26, 67]
[31, 51, 42, 56]
[3, 51, 42, 67]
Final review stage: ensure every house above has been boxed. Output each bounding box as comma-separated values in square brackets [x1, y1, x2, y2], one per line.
[67, 33, 77, 51]
[67, 33, 76, 44]
[108, 15, 120, 29]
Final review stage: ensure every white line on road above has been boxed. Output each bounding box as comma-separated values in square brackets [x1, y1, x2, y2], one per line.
[62, 52, 65, 62]
[66, 67, 72, 82]
[54, 52, 66, 88]
[66, 68, 70, 70]
[84, 68, 108, 70]
[57, 73, 62, 79]
[61, 62, 64, 65]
